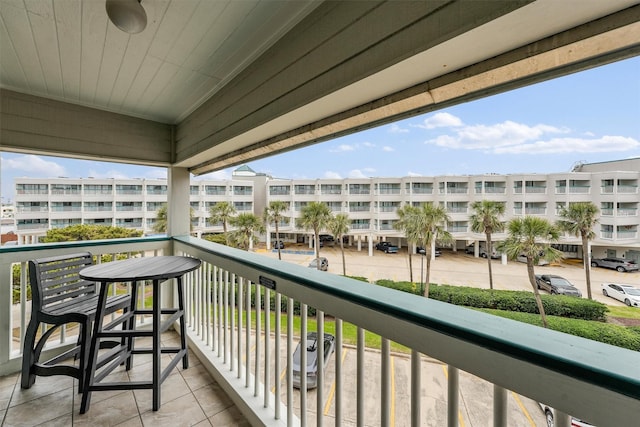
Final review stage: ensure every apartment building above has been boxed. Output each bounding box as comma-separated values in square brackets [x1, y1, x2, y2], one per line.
[12, 160, 640, 262]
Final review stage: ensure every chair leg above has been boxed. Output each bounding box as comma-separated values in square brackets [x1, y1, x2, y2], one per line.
[177, 277, 188, 369]
[21, 320, 39, 389]
[77, 321, 91, 393]
[125, 282, 138, 371]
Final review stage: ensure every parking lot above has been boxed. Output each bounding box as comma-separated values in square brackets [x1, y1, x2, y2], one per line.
[256, 244, 638, 425]
[261, 244, 640, 306]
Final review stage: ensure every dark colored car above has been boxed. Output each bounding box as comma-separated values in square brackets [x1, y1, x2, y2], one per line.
[319, 234, 334, 242]
[308, 257, 329, 271]
[590, 257, 638, 272]
[417, 247, 441, 257]
[292, 332, 336, 389]
[376, 242, 398, 253]
[535, 274, 582, 297]
[273, 240, 284, 249]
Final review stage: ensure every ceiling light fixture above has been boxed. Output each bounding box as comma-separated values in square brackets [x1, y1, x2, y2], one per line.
[105, 0, 147, 34]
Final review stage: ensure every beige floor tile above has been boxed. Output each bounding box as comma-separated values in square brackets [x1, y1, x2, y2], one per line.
[192, 383, 233, 418]
[0, 373, 18, 388]
[73, 391, 139, 427]
[3, 388, 73, 427]
[132, 371, 191, 411]
[208, 405, 251, 427]
[34, 413, 73, 427]
[139, 393, 207, 427]
[180, 363, 214, 392]
[113, 415, 143, 426]
[10, 374, 74, 407]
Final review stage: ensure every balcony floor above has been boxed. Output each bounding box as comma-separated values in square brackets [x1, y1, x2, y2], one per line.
[0, 331, 249, 427]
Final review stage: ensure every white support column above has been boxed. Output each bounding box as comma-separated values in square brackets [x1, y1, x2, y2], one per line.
[368, 235, 374, 256]
[167, 167, 191, 237]
[357, 235, 362, 251]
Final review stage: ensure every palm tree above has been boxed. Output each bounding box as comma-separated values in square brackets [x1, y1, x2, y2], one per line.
[470, 200, 505, 290]
[264, 200, 289, 260]
[557, 202, 599, 299]
[229, 213, 264, 250]
[153, 204, 195, 234]
[328, 213, 350, 276]
[414, 203, 452, 297]
[394, 204, 421, 283]
[153, 204, 168, 233]
[209, 201, 236, 246]
[299, 202, 332, 269]
[498, 217, 564, 328]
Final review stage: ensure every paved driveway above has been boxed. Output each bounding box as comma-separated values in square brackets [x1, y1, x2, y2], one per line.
[262, 245, 639, 306]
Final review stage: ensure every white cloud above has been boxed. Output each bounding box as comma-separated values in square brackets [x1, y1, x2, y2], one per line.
[407, 171, 422, 177]
[388, 124, 409, 134]
[418, 112, 464, 129]
[348, 169, 368, 178]
[88, 169, 132, 179]
[418, 118, 628, 155]
[494, 135, 640, 154]
[362, 142, 375, 148]
[382, 146, 394, 152]
[196, 169, 232, 180]
[145, 168, 168, 179]
[2, 155, 66, 176]
[330, 144, 356, 153]
[324, 171, 342, 179]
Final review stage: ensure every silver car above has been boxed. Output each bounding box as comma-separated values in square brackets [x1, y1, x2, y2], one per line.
[292, 332, 336, 389]
[590, 257, 638, 272]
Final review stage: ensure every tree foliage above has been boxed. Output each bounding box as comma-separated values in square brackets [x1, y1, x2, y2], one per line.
[263, 200, 288, 260]
[209, 201, 236, 246]
[328, 213, 350, 276]
[41, 224, 142, 242]
[229, 213, 264, 250]
[470, 200, 505, 290]
[557, 202, 599, 300]
[299, 202, 332, 268]
[498, 216, 564, 328]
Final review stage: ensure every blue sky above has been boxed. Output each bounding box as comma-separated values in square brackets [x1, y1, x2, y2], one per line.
[1, 56, 639, 203]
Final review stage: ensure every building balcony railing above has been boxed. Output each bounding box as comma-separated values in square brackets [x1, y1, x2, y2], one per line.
[568, 186, 590, 194]
[618, 185, 638, 193]
[617, 209, 638, 216]
[616, 231, 638, 239]
[0, 237, 637, 427]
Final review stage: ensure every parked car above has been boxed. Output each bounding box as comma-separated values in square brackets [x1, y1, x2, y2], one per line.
[538, 403, 595, 427]
[308, 257, 329, 271]
[417, 247, 441, 257]
[465, 245, 499, 259]
[535, 275, 582, 297]
[376, 242, 398, 253]
[601, 283, 640, 307]
[319, 234, 334, 242]
[591, 257, 638, 272]
[273, 240, 284, 249]
[516, 254, 550, 266]
[292, 332, 336, 389]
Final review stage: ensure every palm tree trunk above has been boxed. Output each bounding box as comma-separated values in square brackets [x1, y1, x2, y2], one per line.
[527, 260, 548, 328]
[223, 223, 229, 246]
[423, 255, 432, 298]
[408, 251, 414, 283]
[340, 239, 346, 276]
[486, 232, 494, 290]
[581, 235, 592, 299]
[275, 223, 281, 260]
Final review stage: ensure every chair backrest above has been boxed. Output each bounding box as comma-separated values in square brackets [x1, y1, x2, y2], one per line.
[29, 252, 96, 313]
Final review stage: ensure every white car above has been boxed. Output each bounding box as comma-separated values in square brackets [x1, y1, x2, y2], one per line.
[538, 403, 595, 427]
[601, 283, 640, 307]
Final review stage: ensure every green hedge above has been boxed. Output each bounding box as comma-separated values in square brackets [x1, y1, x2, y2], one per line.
[484, 309, 640, 352]
[374, 280, 608, 322]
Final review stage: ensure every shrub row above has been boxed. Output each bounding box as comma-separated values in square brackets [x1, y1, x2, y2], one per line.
[374, 280, 608, 322]
[485, 309, 640, 352]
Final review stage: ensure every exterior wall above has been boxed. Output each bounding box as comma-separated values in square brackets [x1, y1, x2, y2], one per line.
[12, 168, 640, 260]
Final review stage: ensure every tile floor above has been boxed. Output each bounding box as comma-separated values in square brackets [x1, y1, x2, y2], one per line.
[0, 332, 250, 427]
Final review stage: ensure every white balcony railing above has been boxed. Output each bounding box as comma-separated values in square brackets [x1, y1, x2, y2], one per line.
[1, 237, 638, 427]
